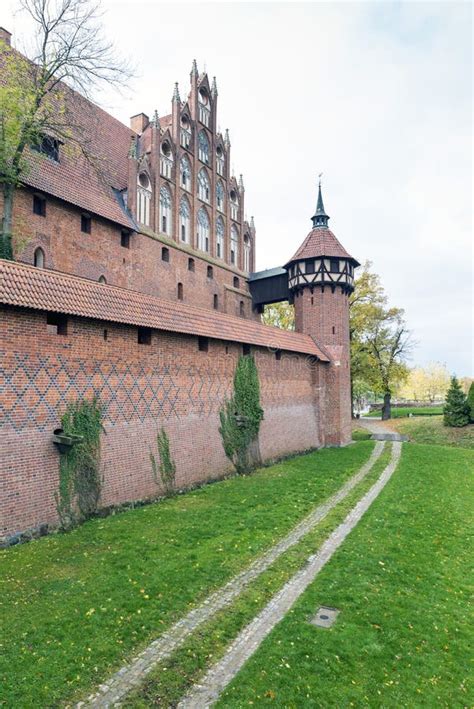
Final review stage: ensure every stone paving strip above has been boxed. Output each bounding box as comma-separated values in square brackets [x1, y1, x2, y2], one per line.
[178, 441, 402, 709]
[79, 442, 385, 708]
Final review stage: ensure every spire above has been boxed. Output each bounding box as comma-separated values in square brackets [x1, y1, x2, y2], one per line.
[238, 173, 244, 191]
[211, 76, 218, 98]
[152, 109, 160, 130]
[172, 82, 181, 102]
[311, 175, 329, 228]
[224, 128, 230, 148]
[191, 59, 198, 77]
[250, 215, 255, 230]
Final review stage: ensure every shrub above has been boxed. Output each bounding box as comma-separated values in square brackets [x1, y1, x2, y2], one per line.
[150, 427, 176, 494]
[443, 377, 470, 428]
[467, 382, 474, 423]
[219, 355, 264, 474]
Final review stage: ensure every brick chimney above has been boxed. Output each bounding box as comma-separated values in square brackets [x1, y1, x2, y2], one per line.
[0, 27, 12, 45]
[130, 113, 149, 134]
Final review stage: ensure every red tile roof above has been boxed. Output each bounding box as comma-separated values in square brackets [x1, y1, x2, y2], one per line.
[0, 260, 330, 361]
[287, 227, 359, 265]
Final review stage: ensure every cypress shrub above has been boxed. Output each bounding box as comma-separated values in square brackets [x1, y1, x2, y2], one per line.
[467, 382, 474, 423]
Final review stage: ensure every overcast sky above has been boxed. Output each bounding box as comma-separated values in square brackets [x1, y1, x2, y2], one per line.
[4, 1, 473, 374]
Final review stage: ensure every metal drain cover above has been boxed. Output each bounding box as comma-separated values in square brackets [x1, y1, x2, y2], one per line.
[310, 606, 340, 628]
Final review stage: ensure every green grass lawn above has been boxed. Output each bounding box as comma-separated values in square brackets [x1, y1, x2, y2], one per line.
[364, 406, 444, 418]
[217, 443, 474, 708]
[0, 442, 374, 708]
[392, 416, 474, 449]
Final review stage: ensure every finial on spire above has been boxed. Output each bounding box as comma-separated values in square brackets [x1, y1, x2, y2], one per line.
[311, 176, 329, 228]
[250, 215, 255, 229]
[211, 76, 218, 98]
[239, 174, 244, 189]
[191, 59, 198, 77]
[128, 135, 137, 159]
[224, 128, 230, 147]
[152, 109, 160, 129]
[172, 82, 181, 102]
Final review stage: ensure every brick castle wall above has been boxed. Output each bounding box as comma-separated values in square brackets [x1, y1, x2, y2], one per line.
[1, 305, 322, 539]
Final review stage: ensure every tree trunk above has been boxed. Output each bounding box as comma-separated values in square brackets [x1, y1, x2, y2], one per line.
[381, 392, 391, 420]
[1, 183, 14, 260]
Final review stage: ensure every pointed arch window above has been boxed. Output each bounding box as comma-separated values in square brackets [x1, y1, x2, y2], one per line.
[179, 195, 191, 243]
[160, 185, 172, 236]
[198, 88, 210, 127]
[180, 154, 192, 190]
[216, 181, 225, 212]
[197, 207, 210, 252]
[197, 168, 210, 203]
[137, 172, 151, 226]
[243, 234, 251, 272]
[160, 141, 173, 179]
[216, 145, 225, 176]
[216, 216, 225, 259]
[180, 114, 192, 149]
[198, 130, 210, 164]
[230, 189, 239, 221]
[34, 247, 45, 268]
[230, 224, 239, 266]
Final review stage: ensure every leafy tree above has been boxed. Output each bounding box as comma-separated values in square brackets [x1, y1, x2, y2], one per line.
[443, 376, 470, 427]
[219, 355, 264, 474]
[467, 382, 474, 423]
[0, 0, 132, 258]
[398, 362, 450, 402]
[261, 301, 295, 330]
[349, 262, 411, 419]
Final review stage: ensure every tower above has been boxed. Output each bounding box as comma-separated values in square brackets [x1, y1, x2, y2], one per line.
[285, 181, 360, 445]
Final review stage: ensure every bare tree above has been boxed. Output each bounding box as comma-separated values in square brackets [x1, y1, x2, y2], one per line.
[0, 0, 133, 258]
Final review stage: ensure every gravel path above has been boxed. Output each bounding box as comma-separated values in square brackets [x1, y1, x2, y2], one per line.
[78, 443, 385, 708]
[178, 442, 402, 709]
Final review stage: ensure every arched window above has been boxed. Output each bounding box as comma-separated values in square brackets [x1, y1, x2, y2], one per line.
[177, 282, 183, 300]
[179, 196, 191, 243]
[216, 216, 225, 259]
[197, 168, 210, 203]
[230, 225, 239, 266]
[180, 114, 192, 149]
[198, 88, 210, 127]
[197, 207, 210, 252]
[230, 189, 239, 221]
[137, 172, 151, 226]
[180, 154, 191, 190]
[216, 145, 225, 176]
[216, 181, 225, 211]
[33, 247, 45, 268]
[160, 185, 172, 236]
[98, 275, 107, 284]
[198, 130, 210, 164]
[243, 234, 251, 272]
[160, 141, 173, 178]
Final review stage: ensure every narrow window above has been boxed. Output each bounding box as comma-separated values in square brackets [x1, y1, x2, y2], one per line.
[207, 265, 213, 279]
[162, 215, 167, 233]
[275, 350, 282, 361]
[311, 296, 314, 305]
[103, 329, 108, 341]
[177, 282, 183, 300]
[332, 326, 336, 334]
[213, 293, 218, 309]
[98, 275, 107, 284]
[33, 194, 46, 216]
[233, 276, 240, 289]
[239, 301, 245, 317]
[162, 247, 169, 262]
[330, 259, 339, 273]
[81, 214, 91, 234]
[243, 343, 251, 356]
[33, 247, 45, 268]
[198, 336, 209, 352]
[138, 327, 151, 345]
[305, 259, 315, 274]
[46, 313, 67, 336]
[121, 230, 130, 248]
[181, 224, 186, 240]
[188, 257, 195, 272]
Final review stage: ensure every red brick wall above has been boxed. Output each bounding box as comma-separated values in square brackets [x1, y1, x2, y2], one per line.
[294, 286, 352, 446]
[0, 305, 323, 539]
[3, 186, 257, 321]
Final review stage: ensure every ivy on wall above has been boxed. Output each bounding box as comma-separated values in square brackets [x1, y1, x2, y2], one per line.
[219, 355, 264, 474]
[55, 398, 103, 529]
[150, 427, 176, 495]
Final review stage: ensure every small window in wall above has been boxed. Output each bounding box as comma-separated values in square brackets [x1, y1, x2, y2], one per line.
[305, 259, 315, 274]
[332, 326, 336, 334]
[46, 313, 67, 335]
[81, 214, 91, 234]
[198, 336, 209, 352]
[121, 230, 130, 248]
[98, 275, 107, 284]
[138, 327, 151, 345]
[162, 247, 170, 262]
[330, 259, 339, 273]
[275, 350, 282, 361]
[177, 282, 183, 300]
[103, 329, 108, 341]
[188, 257, 195, 272]
[33, 247, 45, 268]
[213, 293, 218, 309]
[207, 265, 213, 279]
[33, 194, 46, 216]
[243, 343, 251, 356]
[239, 300, 245, 317]
[233, 276, 240, 289]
